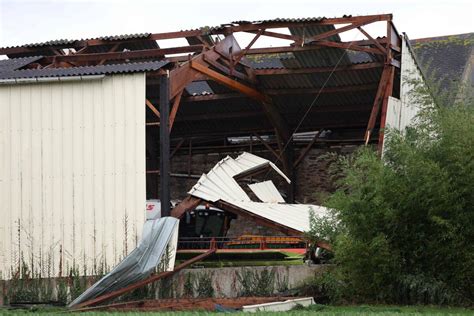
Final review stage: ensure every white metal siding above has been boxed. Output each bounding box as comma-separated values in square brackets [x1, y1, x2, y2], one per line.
[399, 36, 425, 130]
[385, 96, 402, 130]
[0, 73, 146, 279]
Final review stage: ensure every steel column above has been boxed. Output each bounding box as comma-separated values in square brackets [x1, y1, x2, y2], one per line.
[160, 72, 171, 217]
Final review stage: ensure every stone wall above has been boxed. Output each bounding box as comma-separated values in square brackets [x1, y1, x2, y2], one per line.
[148, 145, 358, 203]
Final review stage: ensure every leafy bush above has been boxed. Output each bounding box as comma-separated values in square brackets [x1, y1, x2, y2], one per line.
[308, 84, 474, 305]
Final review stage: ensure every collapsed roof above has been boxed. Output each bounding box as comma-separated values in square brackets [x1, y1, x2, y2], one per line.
[184, 152, 329, 234]
[0, 14, 402, 152]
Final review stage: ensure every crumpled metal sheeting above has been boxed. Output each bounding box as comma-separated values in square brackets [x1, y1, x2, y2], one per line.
[248, 180, 285, 203]
[187, 152, 330, 233]
[232, 201, 327, 233]
[234, 152, 291, 183]
[68, 217, 179, 308]
[188, 152, 291, 203]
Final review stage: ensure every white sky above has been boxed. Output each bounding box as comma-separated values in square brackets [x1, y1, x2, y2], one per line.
[0, 0, 473, 48]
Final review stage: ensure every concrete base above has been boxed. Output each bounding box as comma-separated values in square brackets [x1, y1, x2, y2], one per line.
[1, 264, 328, 305]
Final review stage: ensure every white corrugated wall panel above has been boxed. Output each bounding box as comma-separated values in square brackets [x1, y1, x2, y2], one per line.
[0, 73, 146, 280]
[385, 96, 402, 130]
[399, 36, 426, 131]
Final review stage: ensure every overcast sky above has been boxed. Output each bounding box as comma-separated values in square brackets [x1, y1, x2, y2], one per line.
[0, 0, 473, 47]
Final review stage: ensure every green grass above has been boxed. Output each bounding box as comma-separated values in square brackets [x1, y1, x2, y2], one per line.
[1, 304, 473, 315]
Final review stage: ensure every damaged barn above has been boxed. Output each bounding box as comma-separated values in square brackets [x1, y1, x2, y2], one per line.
[0, 13, 427, 308]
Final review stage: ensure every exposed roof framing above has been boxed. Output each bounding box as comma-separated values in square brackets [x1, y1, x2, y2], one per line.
[0, 14, 402, 154]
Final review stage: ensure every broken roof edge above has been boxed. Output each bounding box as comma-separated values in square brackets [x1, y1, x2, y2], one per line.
[234, 152, 291, 183]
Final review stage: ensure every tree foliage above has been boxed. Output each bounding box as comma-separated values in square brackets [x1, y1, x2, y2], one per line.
[311, 84, 474, 305]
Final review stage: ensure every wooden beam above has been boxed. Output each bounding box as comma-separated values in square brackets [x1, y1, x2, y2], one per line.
[41, 45, 204, 63]
[190, 60, 290, 140]
[364, 65, 392, 144]
[264, 84, 378, 95]
[357, 26, 386, 54]
[377, 66, 395, 152]
[183, 92, 243, 102]
[233, 30, 263, 66]
[246, 29, 299, 43]
[190, 60, 268, 102]
[147, 103, 373, 125]
[308, 40, 385, 55]
[146, 99, 160, 118]
[254, 62, 383, 75]
[0, 14, 393, 56]
[169, 91, 183, 132]
[203, 54, 250, 83]
[253, 133, 282, 162]
[170, 138, 186, 159]
[294, 130, 323, 168]
[171, 196, 202, 219]
[305, 17, 380, 43]
[97, 43, 121, 65]
[245, 39, 386, 55]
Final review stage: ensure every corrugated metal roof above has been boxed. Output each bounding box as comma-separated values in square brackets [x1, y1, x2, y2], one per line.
[248, 180, 285, 203]
[1, 33, 153, 49]
[0, 60, 169, 80]
[0, 56, 43, 72]
[187, 152, 328, 233]
[211, 16, 352, 31]
[230, 17, 328, 24]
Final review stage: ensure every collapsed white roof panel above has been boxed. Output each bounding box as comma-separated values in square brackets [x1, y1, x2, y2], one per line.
[187, 152, 329, 233]
[248, 180, 285, 203]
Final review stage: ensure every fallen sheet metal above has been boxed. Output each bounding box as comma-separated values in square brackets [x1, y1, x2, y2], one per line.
[69, 216, 179, 308]
[187, 152, 329, 233]
[248, 180, 285, 203]
[242, 297, 315, 312]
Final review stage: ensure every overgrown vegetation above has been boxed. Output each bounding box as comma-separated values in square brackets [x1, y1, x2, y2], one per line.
[306, 82, 473, 305]
[236, 268, 276, 297]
